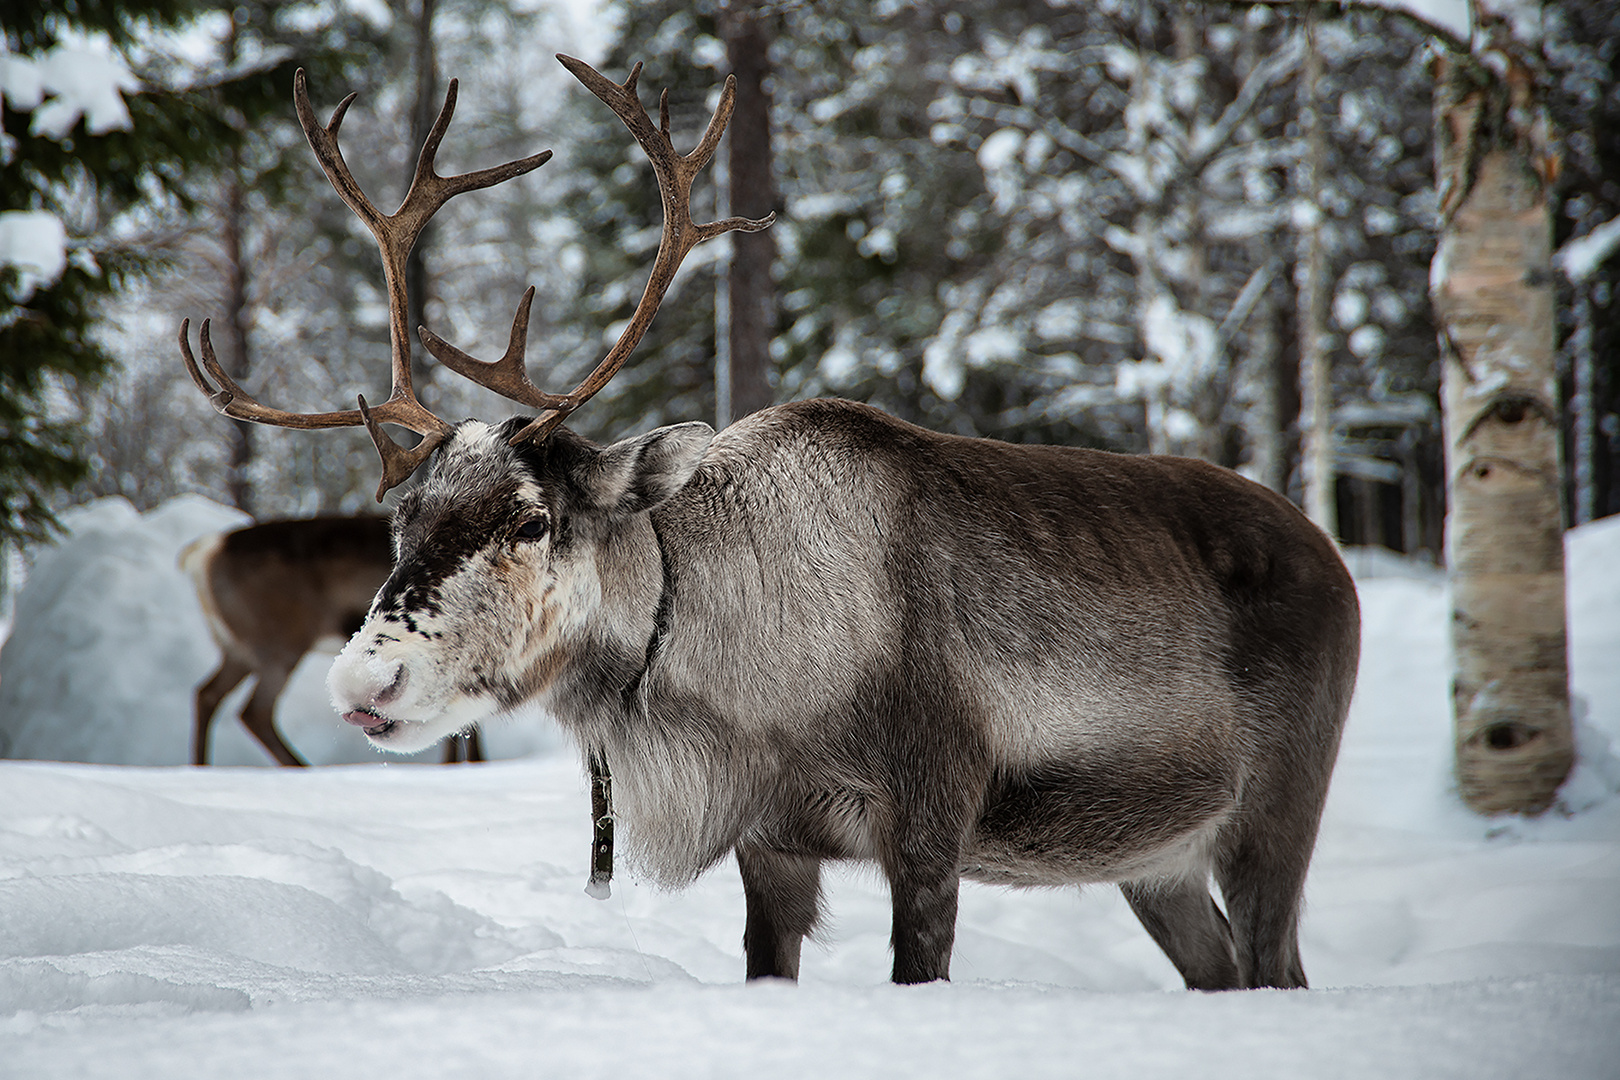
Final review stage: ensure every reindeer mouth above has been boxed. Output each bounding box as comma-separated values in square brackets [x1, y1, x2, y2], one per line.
[343, 707, 398, 738]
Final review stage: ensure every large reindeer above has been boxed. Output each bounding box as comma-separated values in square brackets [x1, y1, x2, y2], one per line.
[183, 516, 482, 766]
[178, 56, 1359, 988]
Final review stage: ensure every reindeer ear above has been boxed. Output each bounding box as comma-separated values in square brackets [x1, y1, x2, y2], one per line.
[581, 422, 714, 516]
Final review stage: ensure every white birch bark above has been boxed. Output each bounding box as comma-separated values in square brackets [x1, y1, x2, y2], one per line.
[1296, 19, 1336, 535]
[1431, 49, 1573, 814]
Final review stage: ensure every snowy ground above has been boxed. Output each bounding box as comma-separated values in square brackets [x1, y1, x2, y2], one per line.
[1, 498, 1617, 1078]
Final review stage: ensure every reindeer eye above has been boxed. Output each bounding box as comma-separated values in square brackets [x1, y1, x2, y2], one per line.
[515, 518, 548, 541]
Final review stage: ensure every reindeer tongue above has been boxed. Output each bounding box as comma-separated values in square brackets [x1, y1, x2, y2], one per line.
[342, 709, 392, 735]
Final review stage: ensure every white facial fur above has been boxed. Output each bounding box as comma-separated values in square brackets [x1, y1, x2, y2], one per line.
[324, 418, 710, 756]
[326, 423, 559, 753]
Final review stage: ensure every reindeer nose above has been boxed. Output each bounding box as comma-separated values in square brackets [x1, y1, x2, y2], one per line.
[328, 647, 411, 727]
[371, 661, 407, 706]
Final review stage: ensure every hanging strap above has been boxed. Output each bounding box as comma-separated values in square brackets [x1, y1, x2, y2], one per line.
[585, 751, 614, 899]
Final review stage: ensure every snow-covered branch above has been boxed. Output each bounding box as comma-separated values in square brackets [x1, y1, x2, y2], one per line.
[1557, 217, 1620, 284]
[0, 211, 68, 300]
[1183, 34, 1305, 177]
[1237, 0, 1471, 52]
[0, 39, 139, 143]
[960, 98, 1142, 193]
[0, 37, 138, 298]
[1217, 256, 1284, 347]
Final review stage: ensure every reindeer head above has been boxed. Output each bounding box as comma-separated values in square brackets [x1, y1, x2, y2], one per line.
[180, 57, 770, 752]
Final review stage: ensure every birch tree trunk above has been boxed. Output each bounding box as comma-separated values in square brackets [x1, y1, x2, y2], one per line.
[1431, 50, 1573, 814]
[1238, 20, 1288, 495]
[1296, 19, 1335, 534]
[1246, 301, 1289, 494]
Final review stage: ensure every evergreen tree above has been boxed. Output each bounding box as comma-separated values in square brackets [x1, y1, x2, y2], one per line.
[569, 0, 1445, 513]
[771, 0, 1038, 439]
[2, 1, 381, 535]
[935, 2, 1440, 500]
[2, 1, 211, 542]
[1548, 0, 1620, 524]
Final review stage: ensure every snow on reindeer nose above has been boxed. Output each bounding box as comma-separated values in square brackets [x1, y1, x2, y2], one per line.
[328, 649, 406, 714]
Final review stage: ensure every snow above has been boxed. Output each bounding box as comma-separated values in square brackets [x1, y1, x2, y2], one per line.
[1348, 324, 1386, 359]
[0, 211, 68, 301]
[1558, 215, 1620, 284]
[0, 33, 138, 300]
[0, 38, 138, 141]
[1378, 0, 1471, 40]
[1140, 296, 1218, 382]
[1353, 0, 1555, 48]
[976, 127, 1026, 172]
[0, 498, 1618, 1077]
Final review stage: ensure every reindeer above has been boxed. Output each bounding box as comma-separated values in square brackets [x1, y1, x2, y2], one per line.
[183, 516, 482, 767]
[177, 56, 1359, 988]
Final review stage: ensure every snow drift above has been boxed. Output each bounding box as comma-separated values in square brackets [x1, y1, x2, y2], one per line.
[0, 498, 1616, 1077]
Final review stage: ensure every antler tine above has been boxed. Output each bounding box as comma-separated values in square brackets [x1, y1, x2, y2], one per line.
[418, 287, 572, 411]
[180, 318, 369, 429]
[294, 70, 381, 233]
[181, 318, 448, 498]
[359, 395, 449, 502]
[396, 79, 555, 239]
[504, 55, 775, 445]
[294, 67, 552, 406]
[179, 70, 551, 500]
[178, 318, 225, 403]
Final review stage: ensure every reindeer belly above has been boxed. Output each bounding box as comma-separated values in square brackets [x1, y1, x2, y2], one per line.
[962, 747, 1239, 886]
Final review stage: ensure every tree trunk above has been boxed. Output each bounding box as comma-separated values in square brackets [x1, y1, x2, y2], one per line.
[1570, 286, 1597, 525]
[1132, 215, 1172, 458]
[405, 0, 438, 401]
[219, 13, 255, 518]
[1296, 19, 1335, 536]
[1237, 21, 1288, 495]
[1247, 296, 1290, 494]
[220, 172, 256, 517]
[721, 0, 776, 423]
[1432, 50, 1573, 815]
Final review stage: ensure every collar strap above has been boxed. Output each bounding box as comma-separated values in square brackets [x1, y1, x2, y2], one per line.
[585, 750, 614, 900]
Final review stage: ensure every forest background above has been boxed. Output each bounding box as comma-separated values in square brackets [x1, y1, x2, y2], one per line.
[2, 0, 1618, 562]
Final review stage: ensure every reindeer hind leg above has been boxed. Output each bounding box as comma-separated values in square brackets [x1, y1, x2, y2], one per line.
[193, 657, 251, 766]
[1121, 876, 1240, 990]
[737, 844, 823, 980]
[1210, 699, 1344, 989]
[238, 666, 307, 767]
[1213, 825, 1312, 989]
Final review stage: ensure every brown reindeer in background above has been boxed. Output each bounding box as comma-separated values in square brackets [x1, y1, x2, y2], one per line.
[178, 56, 1358, 988]
[183, 516, 481, 766]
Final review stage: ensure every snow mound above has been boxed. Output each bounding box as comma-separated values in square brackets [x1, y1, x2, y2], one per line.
[0, 497, 248, 765]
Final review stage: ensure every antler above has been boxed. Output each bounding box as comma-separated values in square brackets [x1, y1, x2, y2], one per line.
[179, 68, 552, 500]
[420, 55, 776, 445]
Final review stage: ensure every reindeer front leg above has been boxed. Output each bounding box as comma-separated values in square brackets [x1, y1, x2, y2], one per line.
[878, 709, 984, 984]
[737, 844, 822, 980]
[884, 836, 962, 984]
